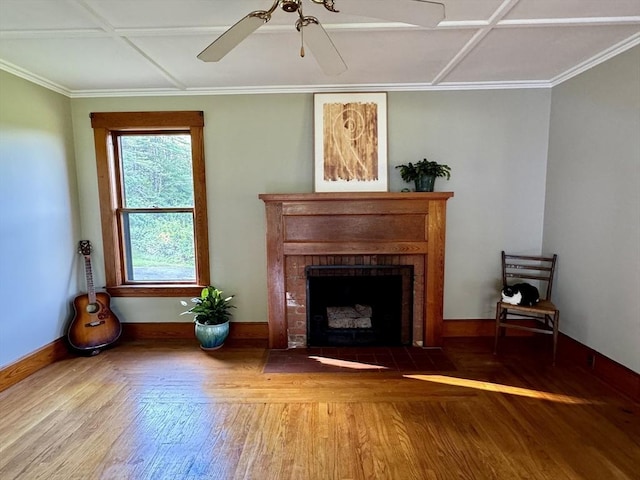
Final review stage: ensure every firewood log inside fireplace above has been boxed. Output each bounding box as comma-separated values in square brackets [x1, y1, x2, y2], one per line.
[327, 304, 373, 329]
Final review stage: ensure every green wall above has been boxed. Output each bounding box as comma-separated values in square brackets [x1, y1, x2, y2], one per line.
[0, 70, 80, 367]
[545, 45, 640, 372]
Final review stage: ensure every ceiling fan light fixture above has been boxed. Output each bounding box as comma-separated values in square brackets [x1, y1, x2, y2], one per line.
[310, 0, 338, 13]
[295, 15, 317, 32]
[281, 0, 302, 13]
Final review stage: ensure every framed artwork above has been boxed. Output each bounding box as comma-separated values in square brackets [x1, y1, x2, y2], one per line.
[314, 92, 388, 192]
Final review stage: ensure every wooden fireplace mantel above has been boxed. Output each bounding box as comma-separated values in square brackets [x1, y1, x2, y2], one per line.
[259, 192, 454, 349]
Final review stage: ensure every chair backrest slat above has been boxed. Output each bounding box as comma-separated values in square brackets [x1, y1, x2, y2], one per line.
[505, 254, 555, 262]
[505, 273, 550, 282]
[505, 263, 553, 272]
[501, 251, 557, 300]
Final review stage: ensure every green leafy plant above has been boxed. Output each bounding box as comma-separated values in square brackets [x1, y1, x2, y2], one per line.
[395, 158, 452, 182]
[180, 286, 235, 325]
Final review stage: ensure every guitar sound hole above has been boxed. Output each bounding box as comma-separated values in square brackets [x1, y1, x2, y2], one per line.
[86, 303, 100, 314]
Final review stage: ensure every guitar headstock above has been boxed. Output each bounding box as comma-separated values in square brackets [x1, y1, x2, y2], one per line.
[78, 240, 92, 256]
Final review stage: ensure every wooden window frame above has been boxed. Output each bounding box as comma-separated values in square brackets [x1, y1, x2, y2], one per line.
[91, 111, 210, 297]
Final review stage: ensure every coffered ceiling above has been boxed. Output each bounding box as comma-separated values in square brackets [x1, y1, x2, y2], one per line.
[0, 0, 638, 97]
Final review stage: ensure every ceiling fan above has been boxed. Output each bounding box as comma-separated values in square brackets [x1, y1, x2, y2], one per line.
[197, 0, 445, 76]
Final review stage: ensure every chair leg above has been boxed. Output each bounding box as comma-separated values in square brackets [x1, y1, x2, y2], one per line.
[494, 303, 502, 355]
[552, 310, 560, 366]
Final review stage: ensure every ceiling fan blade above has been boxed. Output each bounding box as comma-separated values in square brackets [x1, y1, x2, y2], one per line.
[336, 0, 445, 28]
[197, 13, 267, 62]
[302, 20, 347, 76]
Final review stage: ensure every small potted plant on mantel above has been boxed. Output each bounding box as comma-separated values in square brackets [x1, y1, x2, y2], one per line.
[181, 286, 235, 350]
[396, 158, 452, 192]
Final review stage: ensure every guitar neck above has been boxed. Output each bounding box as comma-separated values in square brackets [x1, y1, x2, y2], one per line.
[83, 255, 97, 304]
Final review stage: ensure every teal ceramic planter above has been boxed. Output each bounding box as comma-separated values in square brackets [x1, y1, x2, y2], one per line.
[195, 321, 230, 350]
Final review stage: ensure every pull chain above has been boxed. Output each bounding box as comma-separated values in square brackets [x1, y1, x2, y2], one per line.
[300, 24, 305, 57]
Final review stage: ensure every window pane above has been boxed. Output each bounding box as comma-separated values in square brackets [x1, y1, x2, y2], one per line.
[120, 134, 194, 208]
[123, 212, 196, 282]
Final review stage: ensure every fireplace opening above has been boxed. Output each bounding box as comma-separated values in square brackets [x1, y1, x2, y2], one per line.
[306, 265, 413, 347]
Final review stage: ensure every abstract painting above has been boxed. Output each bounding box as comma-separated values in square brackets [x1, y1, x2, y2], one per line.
[314, 92, 388, 192]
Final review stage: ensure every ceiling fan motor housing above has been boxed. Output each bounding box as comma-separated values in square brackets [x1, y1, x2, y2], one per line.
[281, 0, 301, 13]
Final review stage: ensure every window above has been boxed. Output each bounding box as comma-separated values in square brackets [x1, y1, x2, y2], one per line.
[91, 111, 209, 297]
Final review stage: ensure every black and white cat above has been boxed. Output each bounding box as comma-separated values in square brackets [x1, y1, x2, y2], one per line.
[501, 283, 540, 306]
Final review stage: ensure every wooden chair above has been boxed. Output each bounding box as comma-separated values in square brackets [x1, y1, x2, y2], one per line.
[494, 251, 560, 365]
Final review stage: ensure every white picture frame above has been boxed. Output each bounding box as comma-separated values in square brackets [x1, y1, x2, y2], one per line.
[313, 92, 388, 192]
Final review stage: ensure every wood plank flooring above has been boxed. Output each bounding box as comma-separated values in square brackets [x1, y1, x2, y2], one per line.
[0, 338, 638, 480]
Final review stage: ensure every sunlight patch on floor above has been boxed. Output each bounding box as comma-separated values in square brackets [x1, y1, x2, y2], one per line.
[404, 374, 598, 404]
[309, 355, 390, 370]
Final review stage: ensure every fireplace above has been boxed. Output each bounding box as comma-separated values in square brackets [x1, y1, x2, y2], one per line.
[306, 265, 413, 347]
[259, 192, 453, 349]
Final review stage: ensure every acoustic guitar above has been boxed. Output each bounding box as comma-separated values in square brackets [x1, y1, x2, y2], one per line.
[67, 240, 122, 354]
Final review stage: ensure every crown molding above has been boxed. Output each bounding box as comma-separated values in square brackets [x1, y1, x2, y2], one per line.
[65, 80, 551, 98]
[551, 32, 640, 86]
[0, 59, 71, 97]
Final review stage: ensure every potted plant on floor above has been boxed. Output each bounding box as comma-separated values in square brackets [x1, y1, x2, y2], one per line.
[396, 158, 452, 192]
[181, 286, 235, 350]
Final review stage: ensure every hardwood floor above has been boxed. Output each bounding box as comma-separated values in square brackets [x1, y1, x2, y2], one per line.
[0, 338, 638, 480]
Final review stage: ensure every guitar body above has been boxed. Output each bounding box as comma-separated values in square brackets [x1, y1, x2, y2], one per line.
[68, 292, 122, 353]
[67, 240, 122, 354]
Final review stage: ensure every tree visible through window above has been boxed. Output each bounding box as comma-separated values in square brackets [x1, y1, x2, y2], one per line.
[91, 111, 209, 297]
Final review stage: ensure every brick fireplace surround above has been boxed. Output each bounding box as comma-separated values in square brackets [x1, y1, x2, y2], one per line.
[259, 192, 454, 349]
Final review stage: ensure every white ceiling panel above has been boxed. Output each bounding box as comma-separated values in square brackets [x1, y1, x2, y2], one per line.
[326, 29, 477, 84]
[506, 0, 640, 20]
[0, 37, 178, 90]
[0, 0, 97, 30]
[85, 0, 257, 28]
[445, 24, 640, 83]
[436, 0, 505, 22]
[0, 0, 638, 96]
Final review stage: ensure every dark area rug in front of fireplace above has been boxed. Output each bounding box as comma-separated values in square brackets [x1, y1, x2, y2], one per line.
[263, 346, 456, 374]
